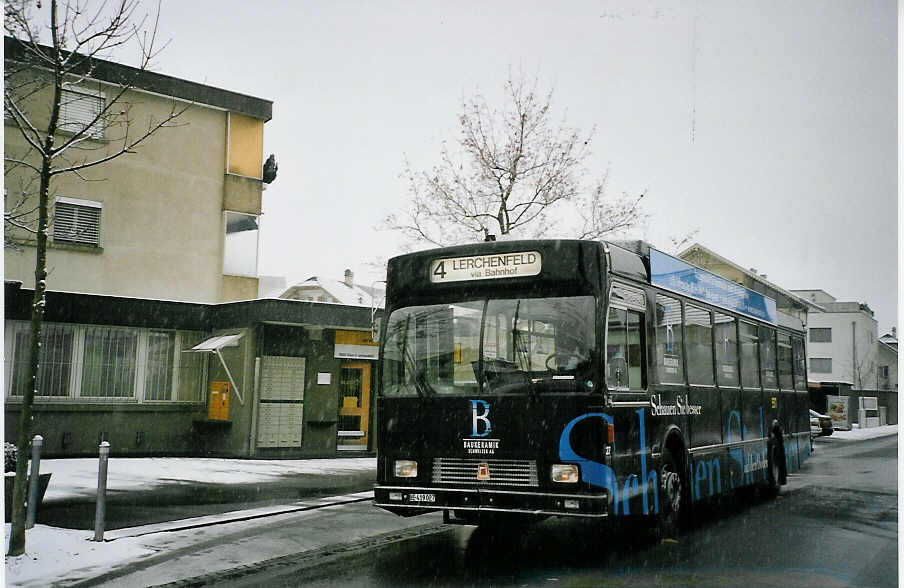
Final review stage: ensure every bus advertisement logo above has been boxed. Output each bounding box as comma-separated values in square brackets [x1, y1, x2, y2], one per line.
[463, 400, 500, 454]
[470, 399, 492, 437]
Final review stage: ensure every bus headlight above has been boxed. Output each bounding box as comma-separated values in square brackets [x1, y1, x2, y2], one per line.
[394, 460, 418, 478]
[551, 463, 579, 483]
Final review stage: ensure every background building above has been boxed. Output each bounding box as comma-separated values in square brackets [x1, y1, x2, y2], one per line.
[280, 270, 384, 308]
[790, 290, 878, 389]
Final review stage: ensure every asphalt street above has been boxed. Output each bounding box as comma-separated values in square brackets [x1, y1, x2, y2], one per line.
[217, 434, 898, 588]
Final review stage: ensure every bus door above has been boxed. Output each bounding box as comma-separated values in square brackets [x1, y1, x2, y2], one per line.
[337, 361, 371, 450]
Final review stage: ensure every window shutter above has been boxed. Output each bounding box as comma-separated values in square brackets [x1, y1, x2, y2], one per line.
[54, 201, 101, 245]
[60, 88, 105, 139]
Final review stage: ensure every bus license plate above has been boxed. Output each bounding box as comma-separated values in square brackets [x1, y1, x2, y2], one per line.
[409, 493, 436, 503]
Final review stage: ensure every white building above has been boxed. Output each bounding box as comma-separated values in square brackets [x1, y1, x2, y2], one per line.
[791, 289, 878, 389]
[280, 270, 384, 308]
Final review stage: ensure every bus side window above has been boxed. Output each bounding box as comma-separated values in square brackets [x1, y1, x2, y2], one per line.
[777, 333, 793, 390]
[606, 307, 627, 388]
[759, 326, 777, 389]
[792, 336, 807, 390]
[685, 304, 714, 385]
[655, 294, 684, 384]
[714, 312, 739, 387]
[606, 307, 645, 390]
[626, 309, 645, 390]
[739, 321, 760, 389]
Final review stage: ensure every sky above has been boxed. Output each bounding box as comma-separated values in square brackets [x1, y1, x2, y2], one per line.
[104, 1, 895, 331]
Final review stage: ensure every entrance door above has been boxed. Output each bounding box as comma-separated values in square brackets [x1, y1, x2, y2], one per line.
[337, 362, 371, 450]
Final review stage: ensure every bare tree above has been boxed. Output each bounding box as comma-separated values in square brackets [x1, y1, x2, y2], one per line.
[4, 0, 187, 556]
[384, 72, 646, 249]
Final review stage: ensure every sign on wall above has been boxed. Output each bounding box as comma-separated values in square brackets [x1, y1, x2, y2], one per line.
[257, 356, 306, 448]
[334, 330, 378, 360]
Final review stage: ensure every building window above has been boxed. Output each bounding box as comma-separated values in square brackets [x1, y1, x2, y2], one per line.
[144, 331, 175, 401]
[60, 85, 105, 139]
[53, 197, 102, 246]
[81, 327, 138, 398]
[177, 332, 206, 402]
[7, 322, 75, 397]
[5, 321, 207, 403]
[809, 327, 832, 343]
[223, 211, 259, 276]
[811, 358, 832, 373]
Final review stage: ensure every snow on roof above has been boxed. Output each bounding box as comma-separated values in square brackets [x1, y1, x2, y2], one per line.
[280, 276, 384, 308]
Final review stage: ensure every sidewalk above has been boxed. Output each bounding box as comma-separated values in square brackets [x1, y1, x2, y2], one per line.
[5, 456, 378, 587]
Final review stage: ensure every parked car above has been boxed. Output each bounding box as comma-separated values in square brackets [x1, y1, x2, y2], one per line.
[810, 409, 834, 437]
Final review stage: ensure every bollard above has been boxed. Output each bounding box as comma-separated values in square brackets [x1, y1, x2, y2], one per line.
[93, 441, 110, 542]
[25, 435, 43, 529]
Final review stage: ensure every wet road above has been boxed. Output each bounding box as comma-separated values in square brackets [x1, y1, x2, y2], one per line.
[223, 435, 897, 588]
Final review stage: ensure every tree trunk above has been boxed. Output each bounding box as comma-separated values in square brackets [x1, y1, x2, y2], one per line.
[7, 157, 51, 556]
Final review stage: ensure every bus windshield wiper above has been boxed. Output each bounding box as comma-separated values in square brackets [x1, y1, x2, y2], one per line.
[399, 315, 435, 397]
[511, 300, 537, 398]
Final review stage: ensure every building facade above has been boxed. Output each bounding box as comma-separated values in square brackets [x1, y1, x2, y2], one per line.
[790, 290, 879, 389]
[4, 36, 271, 303]
[4, 283, 378, 458]
[4, 39, 379, 458]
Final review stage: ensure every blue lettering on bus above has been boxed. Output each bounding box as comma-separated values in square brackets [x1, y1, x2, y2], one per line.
[558, 409, 658, 516]
[469, 399, 492, 437]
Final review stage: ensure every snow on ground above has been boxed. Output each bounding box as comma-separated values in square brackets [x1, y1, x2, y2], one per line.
[5, 457, 376, 586]
[4, 524, 154, 588]
[41, 456, 377, 500]
[824, 423, 898, 441]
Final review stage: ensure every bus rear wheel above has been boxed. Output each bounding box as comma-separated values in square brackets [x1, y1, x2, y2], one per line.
[658, 451, 686, 540]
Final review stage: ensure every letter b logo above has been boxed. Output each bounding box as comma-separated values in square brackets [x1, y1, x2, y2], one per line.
[470, 400, 491, 437]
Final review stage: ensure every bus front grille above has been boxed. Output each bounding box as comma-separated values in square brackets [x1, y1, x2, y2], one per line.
[431, 458, 539, 487]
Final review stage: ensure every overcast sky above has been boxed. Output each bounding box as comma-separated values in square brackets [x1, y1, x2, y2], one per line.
[140, 1, 896, 330]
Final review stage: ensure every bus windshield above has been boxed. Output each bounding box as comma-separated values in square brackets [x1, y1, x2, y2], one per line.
[381, 295, 596, 397]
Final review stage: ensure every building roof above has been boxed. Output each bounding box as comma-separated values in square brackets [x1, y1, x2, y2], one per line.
[4, 36, 272, 121]
[281, 276, 385, 308]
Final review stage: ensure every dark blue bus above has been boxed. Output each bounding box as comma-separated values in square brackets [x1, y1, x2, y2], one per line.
[373, 239, 810, 534]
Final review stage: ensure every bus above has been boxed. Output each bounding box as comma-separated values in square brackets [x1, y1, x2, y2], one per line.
[373, 239, 810, 534]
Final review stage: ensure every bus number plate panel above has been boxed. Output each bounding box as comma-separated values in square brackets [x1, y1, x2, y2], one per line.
[409, 493, 436, 503]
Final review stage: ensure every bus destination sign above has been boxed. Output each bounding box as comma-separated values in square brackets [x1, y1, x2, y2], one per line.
[429, 251, 542, 283]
